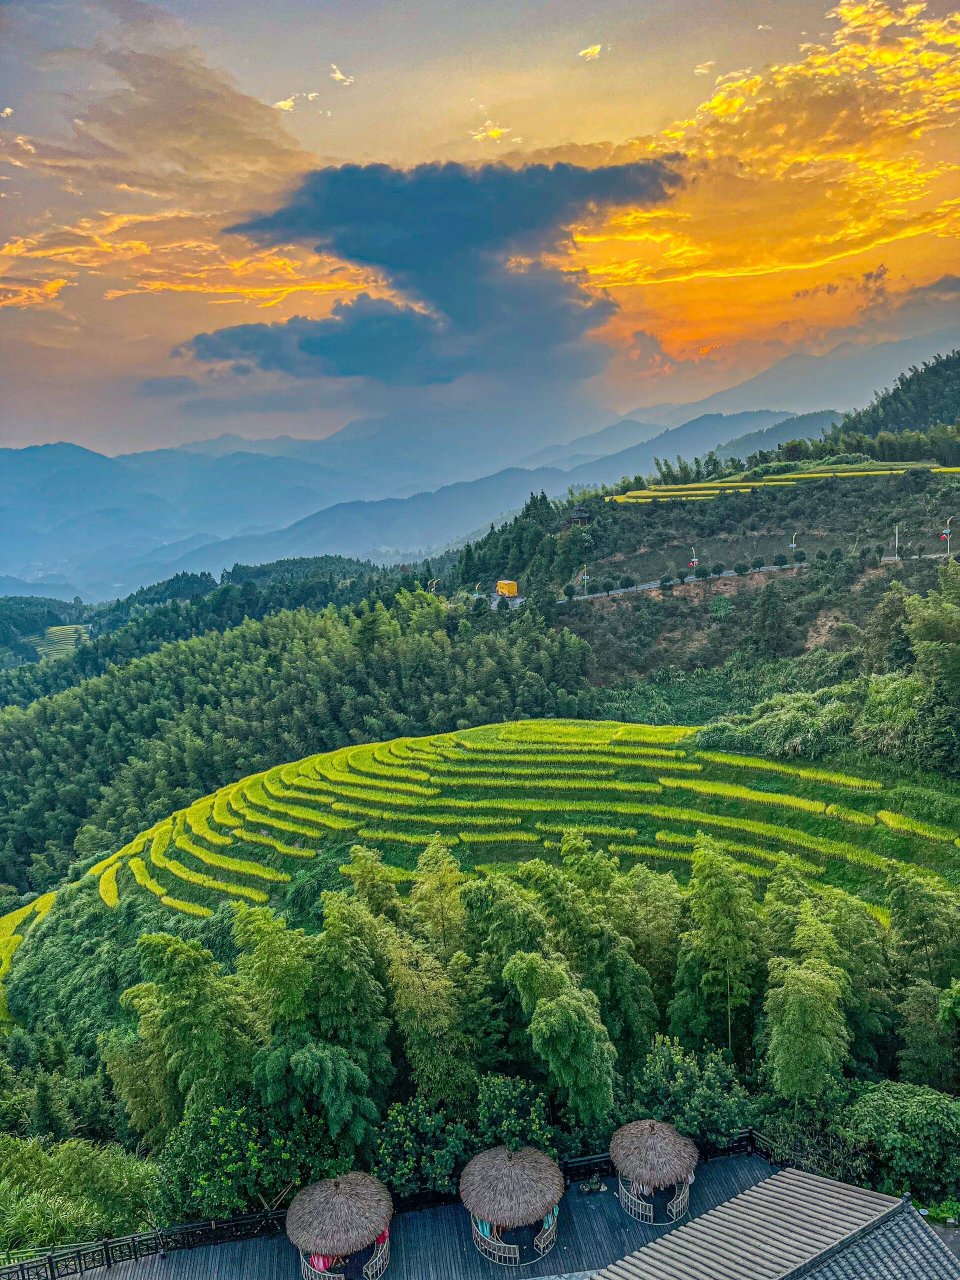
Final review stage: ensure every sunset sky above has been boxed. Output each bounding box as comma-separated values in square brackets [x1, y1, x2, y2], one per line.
[1, 0, 959, 451]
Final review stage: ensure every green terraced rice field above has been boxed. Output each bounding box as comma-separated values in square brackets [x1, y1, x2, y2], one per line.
[4, 720, 960, 964]
[21, 624, 90, 660]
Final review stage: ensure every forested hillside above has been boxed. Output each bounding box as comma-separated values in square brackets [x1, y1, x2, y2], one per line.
[1, 355, 959, 1262]
[0, 597, 86, 670]
[837, 351, 960, 438]
[3, 812, 958, 1251]
[0, 594, 589, 893]
[0, 555, 391, 708]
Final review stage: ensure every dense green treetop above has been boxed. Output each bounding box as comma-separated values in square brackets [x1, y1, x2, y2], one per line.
[0, 592, 592, 891]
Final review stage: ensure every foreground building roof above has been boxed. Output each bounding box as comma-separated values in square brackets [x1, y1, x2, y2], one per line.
[592, 1167, 960, 1280]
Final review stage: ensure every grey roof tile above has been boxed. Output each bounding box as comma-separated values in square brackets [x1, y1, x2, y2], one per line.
[804, 1207, 960, 1279]
[592, 1168, 960, 1280]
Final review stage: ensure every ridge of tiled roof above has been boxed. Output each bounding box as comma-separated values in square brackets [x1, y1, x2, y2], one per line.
[801, 1204, 960, 1280]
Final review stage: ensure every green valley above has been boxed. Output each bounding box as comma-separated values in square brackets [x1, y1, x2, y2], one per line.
[0, 355, 959, 1265]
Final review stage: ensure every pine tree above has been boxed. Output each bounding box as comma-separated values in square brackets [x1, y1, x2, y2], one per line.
[386, 931, 476, 1106]
[764, 904, 850, 1106]
[410, 837, 466, 959]
[862, 583, 914, 673]
[751, 581, 791, 657]
[765, 959, 848, 1106]
[897, 982, 956, 1092]
[109, 934, 259, 1147]
[28, 1073, 70, 1141]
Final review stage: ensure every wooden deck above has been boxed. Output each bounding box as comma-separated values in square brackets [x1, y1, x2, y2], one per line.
[84, 1156, 771, 1280]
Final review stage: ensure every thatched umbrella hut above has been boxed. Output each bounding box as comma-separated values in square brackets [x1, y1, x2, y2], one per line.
[286, 1173, 393, 1279]
[460, 1146, 564, 1265]
[610, 1120, 698, 1226]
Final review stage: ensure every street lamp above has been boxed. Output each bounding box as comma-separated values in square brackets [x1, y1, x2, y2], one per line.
[789, 531, 799, 551]
[940, 516, 954, 557]
[688, 546, 699, 569]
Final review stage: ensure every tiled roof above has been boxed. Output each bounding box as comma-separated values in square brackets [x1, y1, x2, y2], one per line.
[592, 1168, 960, 1280]
[804, 1206, 960, 1279]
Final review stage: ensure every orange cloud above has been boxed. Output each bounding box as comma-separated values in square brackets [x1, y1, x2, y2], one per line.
[557, 0, 960, 381]
[0, 276, 73, 309]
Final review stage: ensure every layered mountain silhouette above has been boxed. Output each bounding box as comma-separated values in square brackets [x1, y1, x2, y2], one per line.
[3, 329, 957, 599]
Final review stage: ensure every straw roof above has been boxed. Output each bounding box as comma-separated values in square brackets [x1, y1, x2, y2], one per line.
[460, 1146, 564, 1229]
[610, 1120, 698, 1189]
[286, 1173, 393, 1256]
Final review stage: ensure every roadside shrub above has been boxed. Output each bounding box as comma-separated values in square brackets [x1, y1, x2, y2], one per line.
[0, 1135, 164, 1253]
[475, 1075, 558, 1157]
[624, 1036, 753, 1146]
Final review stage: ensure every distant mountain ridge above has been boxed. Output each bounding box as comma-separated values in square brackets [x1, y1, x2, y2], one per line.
[562, 410, 794, 486]
[518, 418, 664, 468]
[634, 326, 960, 426]
[100, 410, 802, 591]
[4, 332, 959, 600]
[717, 409, 841, 460]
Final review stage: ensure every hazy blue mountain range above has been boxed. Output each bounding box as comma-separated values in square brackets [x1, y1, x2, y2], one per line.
[716, 409, 841, 460]
[518, 418, 664, 467]
[86, 409, 820, 595]
[3, 328, 956, 600]
[563, 410, 795, 486]
[2, 408, 809, 597]
[635, 326, 960, 426]
[0, 575, 81, 601]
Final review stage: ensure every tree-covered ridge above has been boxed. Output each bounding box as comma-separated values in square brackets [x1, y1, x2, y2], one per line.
[0, 594, 591, 894]
[3, 826, 958, 1253]
[0, 597, 86, 670]
[837, 350, 960, 439]
[0, 555, 392, 708]
[450, 467, 960, 603]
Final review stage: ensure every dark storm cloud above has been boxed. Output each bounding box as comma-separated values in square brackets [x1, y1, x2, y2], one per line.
[184, 160, 681, 389]
[188, 295, 453, 385]
[901, 274, 960, 301]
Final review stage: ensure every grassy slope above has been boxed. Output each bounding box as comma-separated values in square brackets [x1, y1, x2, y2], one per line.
[6, 719, 960, 994]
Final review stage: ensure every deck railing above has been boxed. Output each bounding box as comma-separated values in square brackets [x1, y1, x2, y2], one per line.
[0, 1129, 779, 1279]
[470, 1220, 520, 1266]
[617, 1176, 654, 1224]
[668, 1183, 690, 1222]
[0, 1211, 285, 1280]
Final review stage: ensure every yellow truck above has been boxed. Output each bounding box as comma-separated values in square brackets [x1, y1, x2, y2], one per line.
[495, 580, 519, 598]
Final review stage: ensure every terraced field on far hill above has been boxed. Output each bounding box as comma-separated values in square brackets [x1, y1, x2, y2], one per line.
[5, 720, 960, 981]
[20, 624, 90, 661]
[608, 462, 960, 506]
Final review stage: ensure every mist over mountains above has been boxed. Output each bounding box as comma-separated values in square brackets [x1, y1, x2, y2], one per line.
[0, 407, 821, 599]
[635, 325, 960, 426]
[3, 329, 956, 601]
